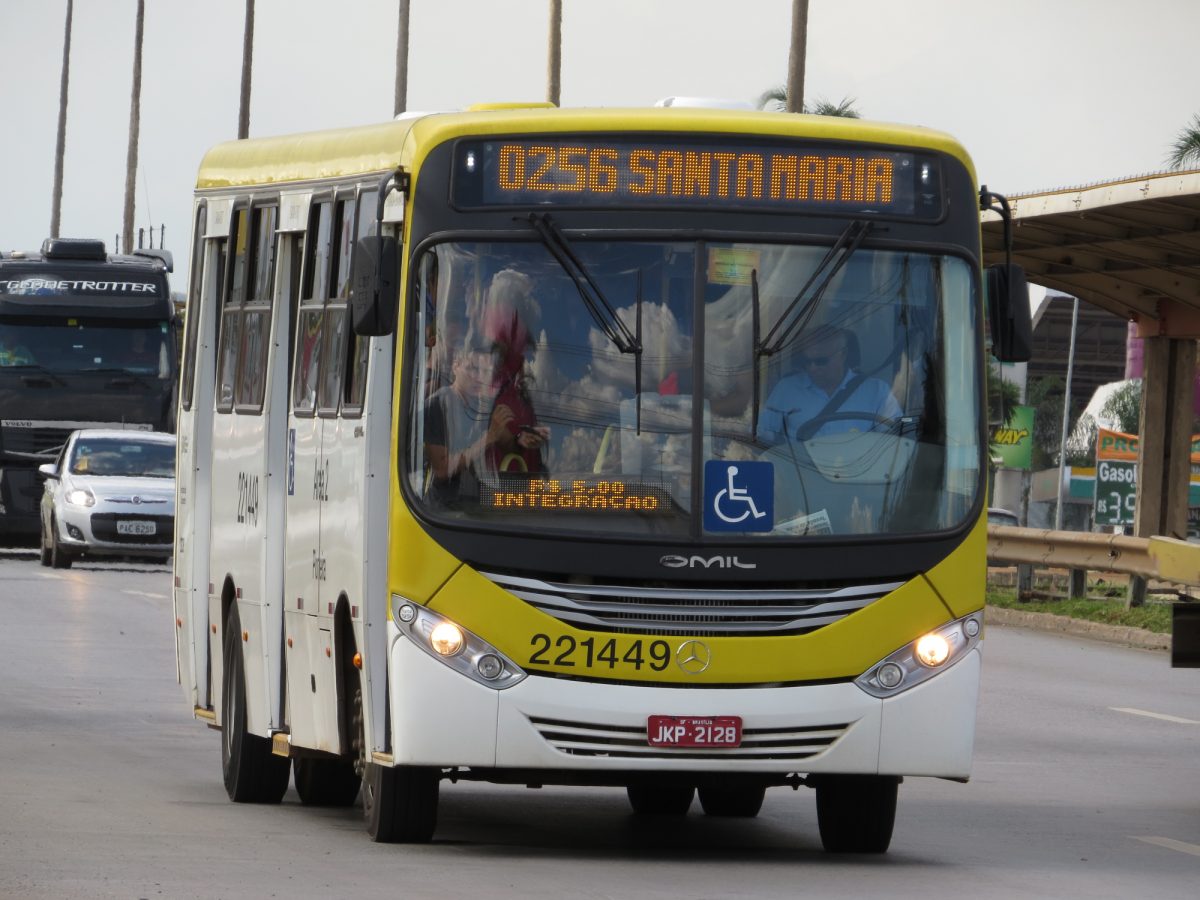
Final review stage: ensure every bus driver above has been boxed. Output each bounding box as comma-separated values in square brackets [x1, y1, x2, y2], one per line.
[757, 324, 901, 445]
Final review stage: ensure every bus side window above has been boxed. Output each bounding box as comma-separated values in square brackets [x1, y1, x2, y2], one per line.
[293, 200, 332, 415]
[216, 205, 249, 413]
[233, 205, 277, 412]
[180, 203, 207, 412]
[342, 188, 377, 414]
[317, 195, 356, 415]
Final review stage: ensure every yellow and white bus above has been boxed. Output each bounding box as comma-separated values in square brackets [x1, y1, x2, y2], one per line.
[173, 103, 1029, 852]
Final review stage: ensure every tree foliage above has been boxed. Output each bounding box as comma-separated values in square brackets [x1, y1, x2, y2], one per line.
[757, 86, 861, 118]
[1166, 113, 1200, 170]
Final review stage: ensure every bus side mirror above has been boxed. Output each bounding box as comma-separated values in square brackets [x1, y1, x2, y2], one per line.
[350, 235, 400, 336]
[986, 263, 1033, 363]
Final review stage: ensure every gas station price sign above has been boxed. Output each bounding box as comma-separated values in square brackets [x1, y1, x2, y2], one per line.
[1095, 459, 1137, 526]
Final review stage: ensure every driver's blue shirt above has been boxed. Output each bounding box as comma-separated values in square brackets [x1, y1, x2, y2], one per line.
[757, 369, 902, 445]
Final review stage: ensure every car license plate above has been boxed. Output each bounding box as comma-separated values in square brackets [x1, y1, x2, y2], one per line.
[647, 715, 742, 748]
[117, 520, 155, 536]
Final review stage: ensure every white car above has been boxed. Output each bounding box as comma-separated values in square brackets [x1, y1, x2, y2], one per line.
[38, 429, 176, 568]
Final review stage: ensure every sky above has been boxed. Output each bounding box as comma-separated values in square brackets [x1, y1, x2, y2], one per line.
[3, 0, 1197, 289]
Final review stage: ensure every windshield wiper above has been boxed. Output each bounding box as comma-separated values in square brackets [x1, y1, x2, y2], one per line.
[524, 212, 645, 431]
[524, 213, 640, 355]
[6, 362, 67, 386]
[755, 219, 873, 359]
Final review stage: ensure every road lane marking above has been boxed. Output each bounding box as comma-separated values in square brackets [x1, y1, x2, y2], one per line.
[1135, 836, 1200, 857]
[1110, 706, 1199, 725]
[123, 590, 167, 600]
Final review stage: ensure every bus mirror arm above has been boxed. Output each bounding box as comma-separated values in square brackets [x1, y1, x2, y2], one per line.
[980, 187, 1032, 363]
[350, 168, 405, 337]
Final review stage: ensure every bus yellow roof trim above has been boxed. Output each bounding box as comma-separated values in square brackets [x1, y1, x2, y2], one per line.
[196, 108, 975, 192]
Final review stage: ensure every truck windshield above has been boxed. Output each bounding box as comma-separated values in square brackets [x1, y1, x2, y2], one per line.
[404, 239, 980, 540]
[0, 318, 173, 378]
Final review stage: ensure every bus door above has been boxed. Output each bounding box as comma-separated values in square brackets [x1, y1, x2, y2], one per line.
[284, 195, 345, 752]
[209, 200, 281, 734]
[174, 199, 222, 711]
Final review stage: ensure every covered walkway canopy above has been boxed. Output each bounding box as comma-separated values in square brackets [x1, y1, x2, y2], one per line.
[982, 169, 1200, 541]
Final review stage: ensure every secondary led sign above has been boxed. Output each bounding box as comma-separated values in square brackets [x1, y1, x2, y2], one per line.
[455, 137, 941, 218]
[481, 477, 672, 514]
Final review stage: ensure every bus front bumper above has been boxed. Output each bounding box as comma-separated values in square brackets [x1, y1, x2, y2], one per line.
[387, 630, 980, 781]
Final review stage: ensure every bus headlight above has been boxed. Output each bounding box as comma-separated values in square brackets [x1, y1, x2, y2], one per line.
[855, 612, 982, 698]
[392, 595, 526, 689]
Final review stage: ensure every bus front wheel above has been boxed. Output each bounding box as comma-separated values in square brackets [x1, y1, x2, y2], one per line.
[814, 774, 899, 853]
[626, 784, 695, 815]
[362, 762, 439, 843]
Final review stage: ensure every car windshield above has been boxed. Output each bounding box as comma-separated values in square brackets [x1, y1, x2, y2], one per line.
[404, 239, 980, 540]
[69, 438, 175, 478]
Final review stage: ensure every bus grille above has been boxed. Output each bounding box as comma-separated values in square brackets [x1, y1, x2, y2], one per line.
[529, 715, 849, 761]
[482, 572, 900, 637]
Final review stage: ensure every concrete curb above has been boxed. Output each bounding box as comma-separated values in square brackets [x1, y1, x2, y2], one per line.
[986, 605, 1170, 652]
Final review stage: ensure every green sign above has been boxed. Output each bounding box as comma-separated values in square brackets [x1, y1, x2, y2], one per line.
[1094, 459, 1137, 525]
[991, 405, 1034, 470]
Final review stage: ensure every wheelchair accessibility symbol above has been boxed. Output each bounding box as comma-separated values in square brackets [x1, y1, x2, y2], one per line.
[703, 461, 773, 533]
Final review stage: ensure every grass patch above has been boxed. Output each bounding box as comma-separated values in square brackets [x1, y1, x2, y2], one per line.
[986, 586, 1174, 634]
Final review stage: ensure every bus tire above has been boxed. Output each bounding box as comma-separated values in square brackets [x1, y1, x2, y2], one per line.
[294, 756, 360, 807]
[362, 763, 439, 843]
[626, 784, 694, 815]
[49, 518, 72, 569]
[814, 775, 898, 853]
[698, 784, 766, 817]
[221, 604, 290, 804]
[355, 675, 438, 843]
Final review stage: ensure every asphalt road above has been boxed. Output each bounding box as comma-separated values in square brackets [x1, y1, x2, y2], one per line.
[0, 552, 1197, 899]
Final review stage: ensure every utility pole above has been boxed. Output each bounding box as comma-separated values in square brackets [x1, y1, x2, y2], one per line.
[394, 0, 410, 115]
[785, 0, 808, 113]
[547, 0, 562, 107]
[122, 0, 145, 255]
[238, 0, 255, 139]
[50, 0, 73, 239]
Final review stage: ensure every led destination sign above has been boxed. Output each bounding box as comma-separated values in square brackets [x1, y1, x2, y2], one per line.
[481, 477, 672, 514]
[455, 138, 942, 217]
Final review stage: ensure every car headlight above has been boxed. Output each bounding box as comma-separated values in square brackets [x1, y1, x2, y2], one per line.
[65, 487, 96, 507]
[392, 595, 526, 689]
[855, 612, 982, 698]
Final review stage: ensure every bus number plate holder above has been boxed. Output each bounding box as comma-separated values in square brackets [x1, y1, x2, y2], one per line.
[646, 715, 742, 748]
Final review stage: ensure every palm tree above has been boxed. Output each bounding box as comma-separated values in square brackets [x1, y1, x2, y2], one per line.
[1166, 114, 1200, 170]
[122, 0, 145, 254]
[50, 0, 73, 239]
[758, 86, 861, 118]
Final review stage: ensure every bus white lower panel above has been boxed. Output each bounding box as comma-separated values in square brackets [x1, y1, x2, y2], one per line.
[877, 647, 980, 779]
[388, 634, 980, 777]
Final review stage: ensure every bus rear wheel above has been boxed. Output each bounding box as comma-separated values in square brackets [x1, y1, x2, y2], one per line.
[626, 784, 694, 815]
[698, 784, 766, 817]
[221, 604, 290, 803]
[814, 775, 899, 853]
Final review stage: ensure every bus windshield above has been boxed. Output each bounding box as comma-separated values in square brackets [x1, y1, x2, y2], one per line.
[0, 318, 173, 378]
[405, 239, 980, 540]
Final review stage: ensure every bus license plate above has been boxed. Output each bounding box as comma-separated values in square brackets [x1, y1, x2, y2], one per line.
[117, 520, 155, 536]
[647, 715, 742, 748]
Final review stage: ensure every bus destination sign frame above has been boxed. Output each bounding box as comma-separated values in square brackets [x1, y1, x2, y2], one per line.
[453, 136, 944, 219]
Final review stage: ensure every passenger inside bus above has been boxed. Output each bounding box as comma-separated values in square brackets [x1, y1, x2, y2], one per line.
[423, 342, 521, 505]
[756, 324, 901, 445]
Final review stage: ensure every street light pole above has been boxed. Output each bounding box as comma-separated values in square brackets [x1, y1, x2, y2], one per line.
[50, 0, 73, 239]
[785, 0, 808, 113]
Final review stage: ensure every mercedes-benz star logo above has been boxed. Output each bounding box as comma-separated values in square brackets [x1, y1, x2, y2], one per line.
[675, 640, 711, 675]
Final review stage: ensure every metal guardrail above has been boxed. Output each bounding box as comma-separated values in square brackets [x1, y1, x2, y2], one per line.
[987, 525, 1200, 587]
